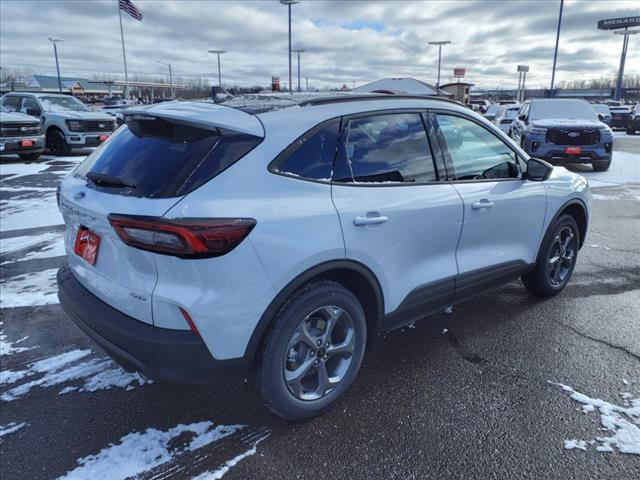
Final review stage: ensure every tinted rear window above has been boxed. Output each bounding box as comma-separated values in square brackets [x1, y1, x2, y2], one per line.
[74, 117, 261, 198]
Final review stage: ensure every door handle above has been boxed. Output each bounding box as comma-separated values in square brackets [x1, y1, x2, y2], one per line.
[471, 199, 495, 210]
[353, 214, 389, 226]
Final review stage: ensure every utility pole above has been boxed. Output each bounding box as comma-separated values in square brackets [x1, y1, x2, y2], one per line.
[292, 48, 305, 92]
[428, 40, 451, 96]
[48, 37, 64, 93]
[208, 50, 227, 87]
[280, 1, 300, 95]
[157, 60, 173, 98]
[613, 28, 637, 101]
[549, 0, 564, 97]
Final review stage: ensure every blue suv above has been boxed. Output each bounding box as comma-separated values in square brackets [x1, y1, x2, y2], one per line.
[511, 99, 613, 172]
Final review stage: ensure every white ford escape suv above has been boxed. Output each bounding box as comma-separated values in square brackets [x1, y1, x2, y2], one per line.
[57, 95, 591, 420]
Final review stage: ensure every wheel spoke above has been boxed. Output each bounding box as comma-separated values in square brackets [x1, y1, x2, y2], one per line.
[552, 262, 563, 284]
[548, 254, 561, 266]
[315, 361, 331, 396]
[285, 356, 315, 395]
[321, 307, 341, 343]
[327, 330, 355, 357]
[298, 321, 318, 349]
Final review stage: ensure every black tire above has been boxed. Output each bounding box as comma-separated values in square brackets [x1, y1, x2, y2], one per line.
[592, 159, 611, 172]
[258, 281, 367, 420]
[522, 214, 580, 297]
[47, 129, 71, 156]
[19, 152, 41, 161]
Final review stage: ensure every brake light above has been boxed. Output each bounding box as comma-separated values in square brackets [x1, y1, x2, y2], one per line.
[108, 214, 256, 258]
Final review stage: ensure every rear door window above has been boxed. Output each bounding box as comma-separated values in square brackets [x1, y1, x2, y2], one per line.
[333, 112, 437, 184]
[74, 117, 261, 198]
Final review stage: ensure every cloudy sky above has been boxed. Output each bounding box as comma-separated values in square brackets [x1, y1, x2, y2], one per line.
[1, 0, 638, 90]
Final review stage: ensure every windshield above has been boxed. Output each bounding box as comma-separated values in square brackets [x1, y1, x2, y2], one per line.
[529, 100, 598, 121]
[485, 105, 502, 116]
[504, 108, 519, 120]
[39, 96, 90, 112]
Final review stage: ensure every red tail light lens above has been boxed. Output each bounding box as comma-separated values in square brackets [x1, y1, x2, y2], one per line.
[108, 214, 256, 258]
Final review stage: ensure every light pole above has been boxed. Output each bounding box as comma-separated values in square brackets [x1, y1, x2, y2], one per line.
[48, 37, 64, 94]
[549, 0, 564, 97]
[428, 40, 451, 96]
[208, 50, 226, 87]
[292, 48, 305, 92]
[613, 29, 638, 101]
[280, 1, 300, 94]
[156, 60, 174, 99]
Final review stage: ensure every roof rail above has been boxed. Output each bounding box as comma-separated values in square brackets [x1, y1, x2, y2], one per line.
[298, 94, 464, 107]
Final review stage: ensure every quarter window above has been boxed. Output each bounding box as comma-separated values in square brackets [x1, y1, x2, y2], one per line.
[434, 114, 520, 181]
[271, 121, 340, 181]
[333, 113, 437, 184]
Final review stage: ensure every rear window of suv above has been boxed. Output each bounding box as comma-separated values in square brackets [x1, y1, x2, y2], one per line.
[74, 117, 261, 198]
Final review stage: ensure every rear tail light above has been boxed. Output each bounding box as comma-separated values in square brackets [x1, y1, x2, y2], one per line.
[108, 214, 256, 258]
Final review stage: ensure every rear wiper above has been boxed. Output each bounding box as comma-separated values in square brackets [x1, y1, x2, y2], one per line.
[87, 172, 136, 189]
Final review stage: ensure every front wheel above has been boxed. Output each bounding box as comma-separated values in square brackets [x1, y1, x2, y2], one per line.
[19, 152, 41, 161]
[258, 281, 367, 420]
[592, 159, 611, 172]
[522, 214, 580, 297]
[47, 130, 71, 156]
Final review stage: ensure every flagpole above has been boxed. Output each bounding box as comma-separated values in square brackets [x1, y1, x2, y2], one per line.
[118, 1, 129, 100]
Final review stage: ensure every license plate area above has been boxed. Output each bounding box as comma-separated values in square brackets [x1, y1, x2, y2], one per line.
[565, 146, 582, 155]
[21, 139, 34, 147]
[74, 227, 100, 265]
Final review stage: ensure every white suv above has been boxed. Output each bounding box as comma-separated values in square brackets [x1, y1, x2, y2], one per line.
[57, 96, 591, 420]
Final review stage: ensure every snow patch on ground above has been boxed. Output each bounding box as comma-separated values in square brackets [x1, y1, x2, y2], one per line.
[0, 322, 36, 356]
[551, 382, 640, 456]
[0, 231, 65, 264]
[58, 422, 244, 480]
[0, 349, 148, 401]
[0, 268, 59, 308]
[585, 243, 612, 251]
[0, 195, 63, 230]
[192, 434, 270, 480]
[0, 162, 53, 180]
[0, 421, 27, 437]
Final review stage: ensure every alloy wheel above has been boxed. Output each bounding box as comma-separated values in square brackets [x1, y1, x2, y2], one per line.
[548, 226, 577, 286]
[283, 306, 356, 401]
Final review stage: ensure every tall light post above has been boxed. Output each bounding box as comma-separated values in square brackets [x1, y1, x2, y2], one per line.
[156, 60, 174, 99]
[208, 50, 226, 87]
[549, 0, 564, 97]
[428, 40, 451, 96]
[48, 37, 64, 94]
[280, 0, 299, 94]
[292, 48, 305, 92]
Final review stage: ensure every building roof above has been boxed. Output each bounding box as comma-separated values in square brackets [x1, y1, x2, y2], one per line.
[20, 75, 123, 94]
[352, 78, 453, 97]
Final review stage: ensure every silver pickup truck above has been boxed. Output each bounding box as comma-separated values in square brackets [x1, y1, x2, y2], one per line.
[1, 93, 115, 156]
[0, 106, 45, 161]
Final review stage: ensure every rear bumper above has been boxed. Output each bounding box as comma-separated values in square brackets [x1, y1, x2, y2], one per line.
[57, 265, 250, 384]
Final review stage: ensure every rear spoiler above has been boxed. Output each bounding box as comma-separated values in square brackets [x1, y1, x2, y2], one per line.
[123, 101, 264, 138]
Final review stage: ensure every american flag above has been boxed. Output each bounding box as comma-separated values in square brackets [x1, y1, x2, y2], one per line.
[119, 0, 143, 21]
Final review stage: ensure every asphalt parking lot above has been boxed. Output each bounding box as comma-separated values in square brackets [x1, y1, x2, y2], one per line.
[1, 137, 639, 479]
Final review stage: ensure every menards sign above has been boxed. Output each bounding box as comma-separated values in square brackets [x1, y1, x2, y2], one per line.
[597, 16, 640, 30]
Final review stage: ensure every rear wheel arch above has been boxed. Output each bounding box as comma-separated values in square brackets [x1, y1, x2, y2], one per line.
[536, 199, 588, 263]
[246, 260, 384, 366]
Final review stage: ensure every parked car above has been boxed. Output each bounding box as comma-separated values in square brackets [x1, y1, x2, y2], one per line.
[511, 99, 613, 172]
[57, 95, 591, 420]
[470, 99, 491, 114]
[0, 105, 45, 161]
[590, 104, 612, 127]
[498, 100, 519, 105]
[100, 103, 133, 126]
[609, 106, 631, 130]
[625, 103, 640, 135]
[1, 93, 116, 155]
[483, 104, 503, 121]
[494, 104, 521, 135]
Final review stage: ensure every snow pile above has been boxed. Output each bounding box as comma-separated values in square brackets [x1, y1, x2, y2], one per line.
[0, 268, 59, 308]
[59, 421, 244, 480]
[0, 195, 64, 230]
[0, 231, 66, 264]
[0, 421, 27, 437]
[1, 349, 148, 401]
[0, 322, 36, 356]
[552, 381, 640, 455]
[192, 434, 270, 480]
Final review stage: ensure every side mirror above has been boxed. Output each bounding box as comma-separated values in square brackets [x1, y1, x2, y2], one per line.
[597, 113, 605, 121]
[517, 114, 527, 122]
[525, 158, 553, 181]
[26, 108, 41, 117]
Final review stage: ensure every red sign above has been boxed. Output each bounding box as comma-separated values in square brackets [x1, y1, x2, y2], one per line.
[272, 76, 280, 92]
[74, 227, 100, 265]
[99, 135, 108, 142]
[454, 68, 465, 78]
[565, 146, 582, 155]
[21, 139, 34, 147]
